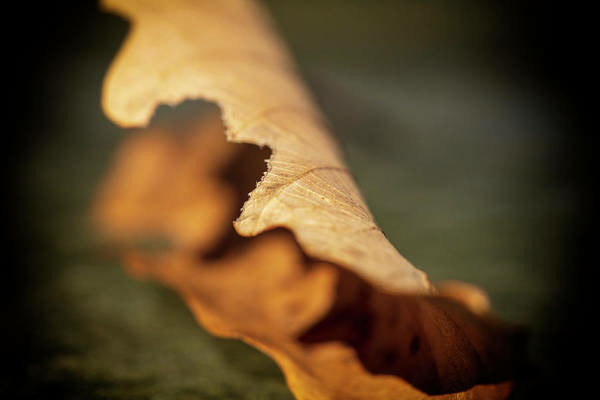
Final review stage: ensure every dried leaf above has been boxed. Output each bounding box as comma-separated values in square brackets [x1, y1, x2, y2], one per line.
[95, 0, 522, 399]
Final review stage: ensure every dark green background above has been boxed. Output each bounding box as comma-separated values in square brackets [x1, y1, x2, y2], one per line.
[7, 1, 592, 399]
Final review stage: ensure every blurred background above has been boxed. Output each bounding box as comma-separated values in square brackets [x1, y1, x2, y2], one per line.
[6, 1, 593, 398]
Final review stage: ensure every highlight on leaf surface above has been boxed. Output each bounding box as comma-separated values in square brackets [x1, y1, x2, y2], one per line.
[94, 0, 523, 399]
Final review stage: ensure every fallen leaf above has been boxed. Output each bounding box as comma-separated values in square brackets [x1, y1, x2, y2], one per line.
[94, 0, 523, 399]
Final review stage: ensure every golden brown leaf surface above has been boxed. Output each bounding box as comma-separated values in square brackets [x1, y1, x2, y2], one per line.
[95, 0, 522, 398]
